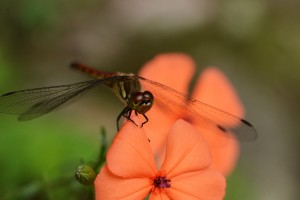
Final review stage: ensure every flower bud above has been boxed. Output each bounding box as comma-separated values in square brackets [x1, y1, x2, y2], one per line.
[75, 165, 96, 185]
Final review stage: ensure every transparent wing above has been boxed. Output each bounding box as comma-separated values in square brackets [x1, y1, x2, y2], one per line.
[0, 80, 103, 120]
[138, 76, 257, 141]
[0, 76, 131, 120]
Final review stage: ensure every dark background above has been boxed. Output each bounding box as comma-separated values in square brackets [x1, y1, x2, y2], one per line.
[0, 0, 299, 199]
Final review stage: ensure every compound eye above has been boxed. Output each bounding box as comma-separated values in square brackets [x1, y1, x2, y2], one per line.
[137, 91, 154, 114]
[143, 91, 154, 102]
[130, 91, 154, 114]
[131, 92, 144, 104]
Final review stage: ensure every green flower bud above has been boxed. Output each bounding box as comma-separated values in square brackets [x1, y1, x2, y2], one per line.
[75, 165, 96, 186]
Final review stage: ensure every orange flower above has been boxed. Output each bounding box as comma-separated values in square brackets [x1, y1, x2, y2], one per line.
[95, 118, 226, 200]
[138, 53, 243, 176]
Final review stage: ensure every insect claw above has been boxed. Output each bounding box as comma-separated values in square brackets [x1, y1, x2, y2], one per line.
[140, 113, 149, 128]
[132, 120, 138, 127]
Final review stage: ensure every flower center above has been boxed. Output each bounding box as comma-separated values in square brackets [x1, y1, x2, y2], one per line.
[153, 176, 171, 188]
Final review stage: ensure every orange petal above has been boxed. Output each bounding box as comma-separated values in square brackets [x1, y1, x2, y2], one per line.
[195, 123, 239, 176]
[136, 98, 173, 165]
[208, 136, 239, 176]
[138, 53, 196, 165]
[160, 119, 211, 178]
[166, 170, 226, 200]
[139, 53, 195, 93]
[150, 192, 171, 200]
[95, 165, 152, 200]
[106, 116, 157, 178]
[191, 67, 241, 176]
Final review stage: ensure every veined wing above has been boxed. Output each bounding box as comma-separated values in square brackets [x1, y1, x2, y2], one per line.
[138, 76, 257, 141]
[0, 76, 132, 120]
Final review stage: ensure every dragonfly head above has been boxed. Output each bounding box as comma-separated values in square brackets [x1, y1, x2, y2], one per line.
[129, 91, 154, 114]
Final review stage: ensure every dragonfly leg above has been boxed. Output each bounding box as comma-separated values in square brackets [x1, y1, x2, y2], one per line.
[117, 107, 140, 131]
[117, 107, 131, 131]
[140, 113, 149, 128]
[123, 109, 139, 127]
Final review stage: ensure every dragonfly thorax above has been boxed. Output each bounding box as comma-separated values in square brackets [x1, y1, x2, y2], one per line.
[128, 91, 154, 114]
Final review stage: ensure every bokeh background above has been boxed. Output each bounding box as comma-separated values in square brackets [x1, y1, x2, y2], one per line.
[0, 0, 299, 199]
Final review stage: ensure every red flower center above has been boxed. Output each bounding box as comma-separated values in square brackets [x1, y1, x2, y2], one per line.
[153, 176, 171, 188]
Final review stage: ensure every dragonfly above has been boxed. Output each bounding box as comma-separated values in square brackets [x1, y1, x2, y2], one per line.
[0, 63, 257, 140]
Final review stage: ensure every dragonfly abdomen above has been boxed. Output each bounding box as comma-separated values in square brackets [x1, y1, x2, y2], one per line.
[70, 62, 117, 79]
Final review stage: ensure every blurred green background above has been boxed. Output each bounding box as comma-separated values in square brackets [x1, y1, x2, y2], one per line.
[0, 0, 299, 199]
